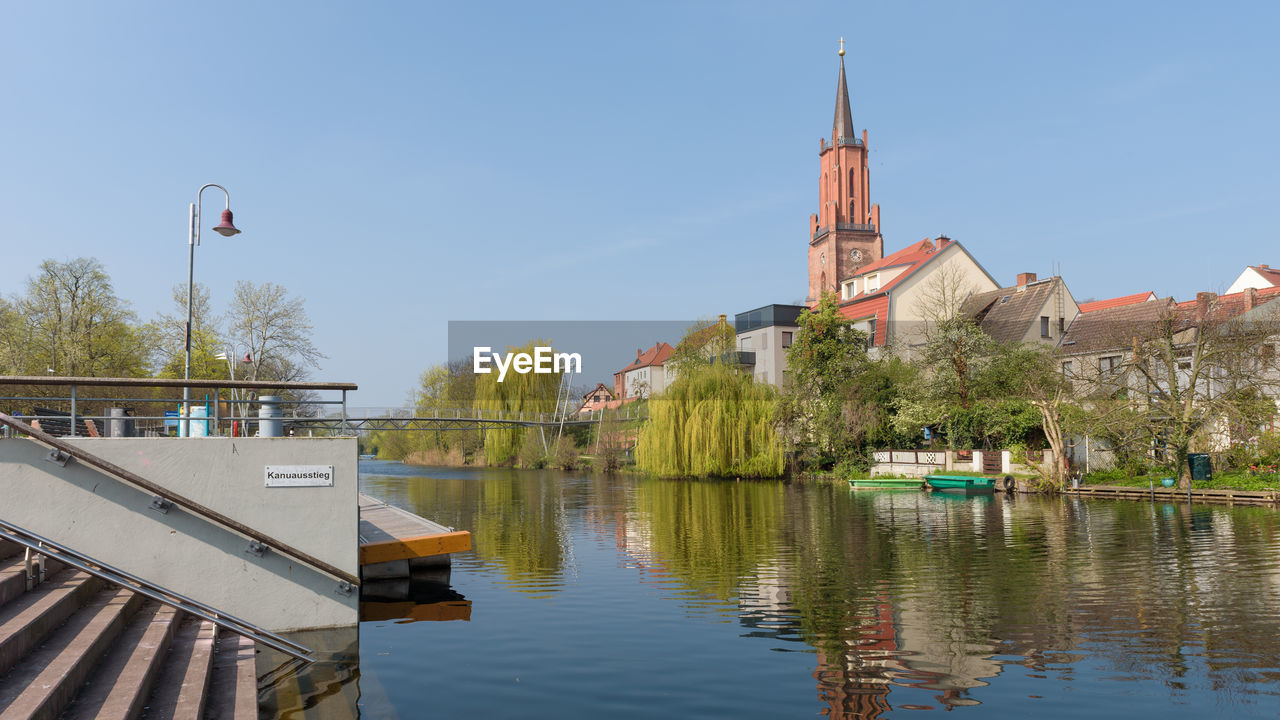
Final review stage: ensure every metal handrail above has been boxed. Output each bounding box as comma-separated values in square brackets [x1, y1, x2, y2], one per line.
[0, 411, 360, 588]
[0, 519, 315, 663]
[0, 376, 357, 390]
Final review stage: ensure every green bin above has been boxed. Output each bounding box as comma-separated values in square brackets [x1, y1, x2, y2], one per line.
[1187, 453, 1212, 481]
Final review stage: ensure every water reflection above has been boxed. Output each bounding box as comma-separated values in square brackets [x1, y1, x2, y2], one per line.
[358, 461, 1280, 718]
[361, 568, 472, 624]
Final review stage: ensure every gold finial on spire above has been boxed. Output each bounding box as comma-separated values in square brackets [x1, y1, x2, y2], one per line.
[838, 37, 845, 57]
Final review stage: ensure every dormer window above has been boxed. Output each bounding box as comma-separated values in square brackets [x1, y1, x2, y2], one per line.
[842, 279, 858, 300]
[865, 273, 881, 293]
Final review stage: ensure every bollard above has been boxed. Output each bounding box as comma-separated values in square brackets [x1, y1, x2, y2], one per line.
[258, 396, 283, 437]
[106, 408, 136, 438]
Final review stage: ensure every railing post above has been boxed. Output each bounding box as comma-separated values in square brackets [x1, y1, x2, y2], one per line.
[69, 384, 77, 438]
[341, 389, 348, 436]
[213, 387, 221, 436]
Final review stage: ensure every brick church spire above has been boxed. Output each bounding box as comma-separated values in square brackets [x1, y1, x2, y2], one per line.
[833, 40, 854, 141]
[807, 38, 884, 303]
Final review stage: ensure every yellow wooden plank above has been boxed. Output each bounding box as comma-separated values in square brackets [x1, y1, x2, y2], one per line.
[360, 531, 472, 565]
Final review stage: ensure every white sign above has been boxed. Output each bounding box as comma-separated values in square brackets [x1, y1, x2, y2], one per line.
[265, 465, 334, 488]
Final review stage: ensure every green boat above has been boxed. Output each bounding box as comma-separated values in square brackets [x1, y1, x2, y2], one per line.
[849, 477, 924, 490]
[924, 474, 997, 495]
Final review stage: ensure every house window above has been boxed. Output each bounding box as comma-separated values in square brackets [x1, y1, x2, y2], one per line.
[782, 331, 793, 348]
[1100, 355, 1121, 375]
[1058, 317, 1065, 335]
[842, 279, 857, 300]
[867, 318, 877, 347]
[865, 274, 881, 292]
[741, 336, 752, 350]
[1062, 361, 1073, 377]
[1041, 316, 1050, 338]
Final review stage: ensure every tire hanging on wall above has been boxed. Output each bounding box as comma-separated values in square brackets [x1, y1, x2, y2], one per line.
[1001, 475, 1015, 492]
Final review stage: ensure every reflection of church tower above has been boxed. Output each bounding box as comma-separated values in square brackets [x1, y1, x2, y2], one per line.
[807, 39, 884, 303]
[813, 593, 897, 719]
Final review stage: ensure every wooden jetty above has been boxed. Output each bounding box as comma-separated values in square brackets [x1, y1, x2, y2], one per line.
[359, 495, 471, 577]
[1065, 484, 1280, 506]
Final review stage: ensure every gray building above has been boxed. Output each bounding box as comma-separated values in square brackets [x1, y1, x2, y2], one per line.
[735, 304, 806, 387]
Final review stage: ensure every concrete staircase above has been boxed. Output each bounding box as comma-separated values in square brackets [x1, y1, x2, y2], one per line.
[0, 538, 259, 719]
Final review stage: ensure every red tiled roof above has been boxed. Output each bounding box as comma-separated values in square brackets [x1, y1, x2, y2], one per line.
[1078, 291, 1156, 313]
[1173, 286, 1280, 324]
[1059, 297, 1174, 355]
[618, 342, 675, 373]
[837, 295, 889, 345]
[834, 238, 953, 306]
[1249, 265, 1280, 287]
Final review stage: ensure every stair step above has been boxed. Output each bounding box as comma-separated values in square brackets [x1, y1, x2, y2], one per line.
[0, 585, 143, 720]
[138, 617, 216, 720]
[0, 557, 26, 612]
[203, 631, 258, 720]
[0, 542, 17, 562]
[0, 570, 102, 678]
[60, 601, 182, 720]
[0, 553, 69, 612]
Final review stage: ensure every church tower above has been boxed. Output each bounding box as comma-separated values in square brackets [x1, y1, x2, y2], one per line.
[807, 40, 883, 302]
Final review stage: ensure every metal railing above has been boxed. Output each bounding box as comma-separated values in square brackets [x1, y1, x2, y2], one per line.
[0, 411, 360, 589]
[812, 223, 878, 241]
[820, 136, 865, 151]
[0, 518, 315, 664]
[0, 376, 358, 438]
[309, 404, 651, 432]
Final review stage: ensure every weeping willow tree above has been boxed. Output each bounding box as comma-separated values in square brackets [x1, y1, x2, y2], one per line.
[473, 339, 564, 466]
[636, 362, 784, 478]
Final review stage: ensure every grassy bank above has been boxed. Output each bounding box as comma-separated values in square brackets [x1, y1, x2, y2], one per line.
[1084, 468, 1280, 492]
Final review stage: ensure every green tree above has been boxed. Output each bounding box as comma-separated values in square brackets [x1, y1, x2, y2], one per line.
[473, 340, 563, 465]
[667, 316, 736, 379]
[998, 343, 1078, 488]
[147, 283, 227, 380]
[226, 280, 324, 384]
[777, 292, 869, 465]
[19, 258, 149, 377]
[636, 361, 783, 478]
[894, 316, 1041, 450]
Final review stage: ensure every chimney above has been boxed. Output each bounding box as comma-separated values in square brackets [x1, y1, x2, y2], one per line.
[1196, 291, 1216, 323]
[637, 349, 642, 360]
[1246, 287, 1258, 312]
[1017, 272, 1036, 289]
[1260, 264, 1270, 270]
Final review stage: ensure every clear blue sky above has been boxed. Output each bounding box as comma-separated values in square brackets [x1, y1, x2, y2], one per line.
[3, 2, 1278, 406]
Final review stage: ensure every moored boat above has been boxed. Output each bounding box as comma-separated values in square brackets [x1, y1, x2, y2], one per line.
[849, 477, 924, 490]
[924, 474, 997, 496]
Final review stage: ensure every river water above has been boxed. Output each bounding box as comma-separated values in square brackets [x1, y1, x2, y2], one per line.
[335, 460, 1280, 718]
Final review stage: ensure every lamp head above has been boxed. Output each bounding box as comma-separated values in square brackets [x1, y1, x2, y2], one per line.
[213, 209, 241, 237]
[242, 352, 252, 364]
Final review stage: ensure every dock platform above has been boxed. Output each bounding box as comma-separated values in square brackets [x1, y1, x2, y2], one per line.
[1064, 484, 1280, 506]
[358, 494, 471, 572]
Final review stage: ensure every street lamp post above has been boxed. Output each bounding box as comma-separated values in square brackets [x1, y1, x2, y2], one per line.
[183, 183, 241, 437]
[215, 346, 253, 435]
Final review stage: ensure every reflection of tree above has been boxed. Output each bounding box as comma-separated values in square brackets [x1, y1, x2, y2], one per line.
[630, 479, 786, 601]
[373, 470, 575, 595]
